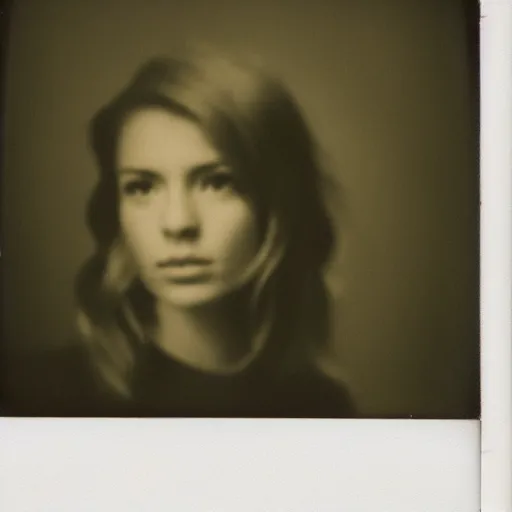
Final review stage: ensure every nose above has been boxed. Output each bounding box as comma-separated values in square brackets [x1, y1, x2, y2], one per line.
[160, 185, 199, 240]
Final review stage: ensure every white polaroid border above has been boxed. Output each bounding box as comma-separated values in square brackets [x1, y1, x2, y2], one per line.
[0, 419, 479, 511]
[480, 0, 512, 511]
[1, 1, 510, 511]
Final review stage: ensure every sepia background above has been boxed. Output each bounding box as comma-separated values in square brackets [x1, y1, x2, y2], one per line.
[2, 0, 479, 418]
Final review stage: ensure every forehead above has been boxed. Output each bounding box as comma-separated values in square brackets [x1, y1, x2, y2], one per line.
[116, 107, 220, 171]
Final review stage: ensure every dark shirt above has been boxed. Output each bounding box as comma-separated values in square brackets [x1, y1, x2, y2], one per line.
[1, 343, 356, 418]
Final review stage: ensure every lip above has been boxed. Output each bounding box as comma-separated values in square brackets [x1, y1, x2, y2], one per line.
[156, 257, 213, 268]
[156, 257, 213, 283]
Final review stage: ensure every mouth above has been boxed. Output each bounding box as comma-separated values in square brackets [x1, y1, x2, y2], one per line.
[156, 256, 213, 268]
[156, 257, 213, 283]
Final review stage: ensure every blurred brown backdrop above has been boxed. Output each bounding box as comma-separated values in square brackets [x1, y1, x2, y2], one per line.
[2, 0, 479, 417]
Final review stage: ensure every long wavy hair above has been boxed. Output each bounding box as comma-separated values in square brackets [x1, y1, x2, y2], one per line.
[75, 49, 337, 397]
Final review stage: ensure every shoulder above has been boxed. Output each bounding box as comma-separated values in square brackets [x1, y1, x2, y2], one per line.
[269, 363, 357, 418]
[1, 342, 106, 416]
[292, 365, 357, 418]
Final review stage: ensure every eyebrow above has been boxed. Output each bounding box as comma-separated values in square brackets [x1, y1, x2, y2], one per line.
[116, 160, 230, 179]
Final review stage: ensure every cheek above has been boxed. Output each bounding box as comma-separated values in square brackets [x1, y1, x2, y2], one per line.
[204, 201, 260, 268]
[119, 204, 159, 262]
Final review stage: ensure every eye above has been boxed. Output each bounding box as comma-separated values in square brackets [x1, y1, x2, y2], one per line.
[121, 178, 155, 196]
[199, 172, 237, 192]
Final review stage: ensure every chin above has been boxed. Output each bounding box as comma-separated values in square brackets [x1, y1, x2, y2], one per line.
[151, 282, 232, 309]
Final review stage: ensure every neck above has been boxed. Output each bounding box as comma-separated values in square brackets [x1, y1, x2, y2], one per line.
[152, 294, 252, 372]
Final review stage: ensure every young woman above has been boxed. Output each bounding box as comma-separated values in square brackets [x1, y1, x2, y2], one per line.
[4, 49, 355, 418]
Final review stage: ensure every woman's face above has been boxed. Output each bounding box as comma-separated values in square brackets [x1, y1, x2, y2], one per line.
[116, 106, 260, 308]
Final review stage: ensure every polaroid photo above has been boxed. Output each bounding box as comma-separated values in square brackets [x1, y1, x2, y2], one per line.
[0, 0, 508, 510]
